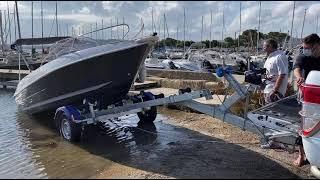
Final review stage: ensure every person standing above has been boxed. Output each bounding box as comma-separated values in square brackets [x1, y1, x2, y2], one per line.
[293, 33, 320, 167]
[260, 38, 289, 149]
[263, 39, 289, 104]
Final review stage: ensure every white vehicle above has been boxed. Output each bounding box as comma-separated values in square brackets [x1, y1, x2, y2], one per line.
[299, 70, 320, 177]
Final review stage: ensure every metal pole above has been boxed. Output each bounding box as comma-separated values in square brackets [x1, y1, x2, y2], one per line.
[183, 7, 186, 54]
[210, 10, 212, 48]
[238, 2, 241, 49]
[91, 24, 92, 38]
[41, 1, 44, 53]
[290, 1, 295, 48]
[31, 1, 33, 54]
[13, 7, 16, 41]
[117, 18, 119, 39]
[56, 1, 58, 37]
[257, 1, 261, 53]
[0, 11, 4, 55]
[152, 7, 154, 32]
[158, 16, 160, 39]
[141, 18, 143, 38]
[19, 53, 20, 82]
[301, 8, 307, 40]
[102, 19, 104, 39]
[221, 4, 225, 49]
[316, 16, 319, 34]
[176, 23, 178, 41]
[201, 15, 203, 42]
[122, 17, 124, 39]
[7, 1, 11, 44]
[4, 10, 6, 43]
[15, 1, 21, 39]
[110, 19, 112, 39]
[163, 14, 165, 40]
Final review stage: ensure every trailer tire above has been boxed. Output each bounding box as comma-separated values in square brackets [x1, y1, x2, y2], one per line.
[56, 113, 81, 142]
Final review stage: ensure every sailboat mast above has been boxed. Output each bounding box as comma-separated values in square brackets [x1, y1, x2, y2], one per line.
[7, 1, 11, 44]
[289, 1, 295, 48]
[163, 14, 165, 40]
[15, 1, 21, 39]
[4, 10, 6, 43]
[31, 1, 33, 52]
[221, 4, 225, 49]
[151, 7, 154, 32]
[55, 1, 58, 36]
[165, 14, 169, 38]
[257, 1, 261, 53]
[110, 19, 112, 39]
[183, 7, 186, 54]
[238, 2, 241, 49]
[201, 15, 203, 42]
[13, 6, 16, 41]
[122, 17, 124, 39]
[210, 10, 212, 48]
[95, 22, 97, 39]
[0, 11, 4, 54]
[41, 1, 44, 52]
[316, 16, 318, 34]
[117, 18, 119, 39]
[301, 8, 307, 40]
[102, 19, 104, 39]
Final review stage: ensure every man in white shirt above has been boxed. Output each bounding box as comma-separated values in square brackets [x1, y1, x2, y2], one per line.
[260, 39, 289, 149]
[263, 39, 289, 104]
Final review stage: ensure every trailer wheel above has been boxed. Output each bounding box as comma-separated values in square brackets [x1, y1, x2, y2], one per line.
[137, 92, 157, 123]
[56, 113, 81, 142]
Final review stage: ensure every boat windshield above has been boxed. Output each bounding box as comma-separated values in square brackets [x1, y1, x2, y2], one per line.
[42, 36, 119, 62]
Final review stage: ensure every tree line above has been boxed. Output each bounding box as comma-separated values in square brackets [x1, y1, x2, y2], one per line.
[154, 29, 290, 49]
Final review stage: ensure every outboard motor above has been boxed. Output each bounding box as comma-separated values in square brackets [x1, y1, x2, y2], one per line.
[244, 68, 266, 86]
[299, 71, 320, 171]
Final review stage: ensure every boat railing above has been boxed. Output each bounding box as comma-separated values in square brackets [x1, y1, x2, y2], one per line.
[79, 23, 130, 40]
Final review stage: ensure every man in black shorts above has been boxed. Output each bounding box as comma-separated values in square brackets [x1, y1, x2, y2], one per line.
[293, 33, 320, 166]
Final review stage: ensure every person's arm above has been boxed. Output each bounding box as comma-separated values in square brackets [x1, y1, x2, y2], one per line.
[293, 55, 305, 86]
[294, 68, 304, 86]
[274, 74, 286, 92]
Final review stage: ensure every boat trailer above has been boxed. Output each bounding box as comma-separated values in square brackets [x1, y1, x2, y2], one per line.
[54, 66, 301, 153]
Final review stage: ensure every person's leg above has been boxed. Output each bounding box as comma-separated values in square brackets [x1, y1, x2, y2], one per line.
[293, 136, 308, 166]
[293, 145, 305, 166]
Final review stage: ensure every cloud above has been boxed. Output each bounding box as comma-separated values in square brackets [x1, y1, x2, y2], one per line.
[3, 1, 319, 42]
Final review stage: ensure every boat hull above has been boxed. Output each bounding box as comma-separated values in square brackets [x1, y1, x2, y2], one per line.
[14, 43, 149, 114]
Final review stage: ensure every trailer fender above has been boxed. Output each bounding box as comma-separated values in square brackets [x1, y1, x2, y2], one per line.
[54, 105, 82, 124]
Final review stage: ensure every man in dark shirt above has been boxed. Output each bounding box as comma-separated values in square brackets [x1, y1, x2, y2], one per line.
[294, 34, 320, 86]
[293, 33, 320, 167]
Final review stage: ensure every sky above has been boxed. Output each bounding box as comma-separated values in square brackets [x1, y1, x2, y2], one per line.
[1, 1, 319, 44]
